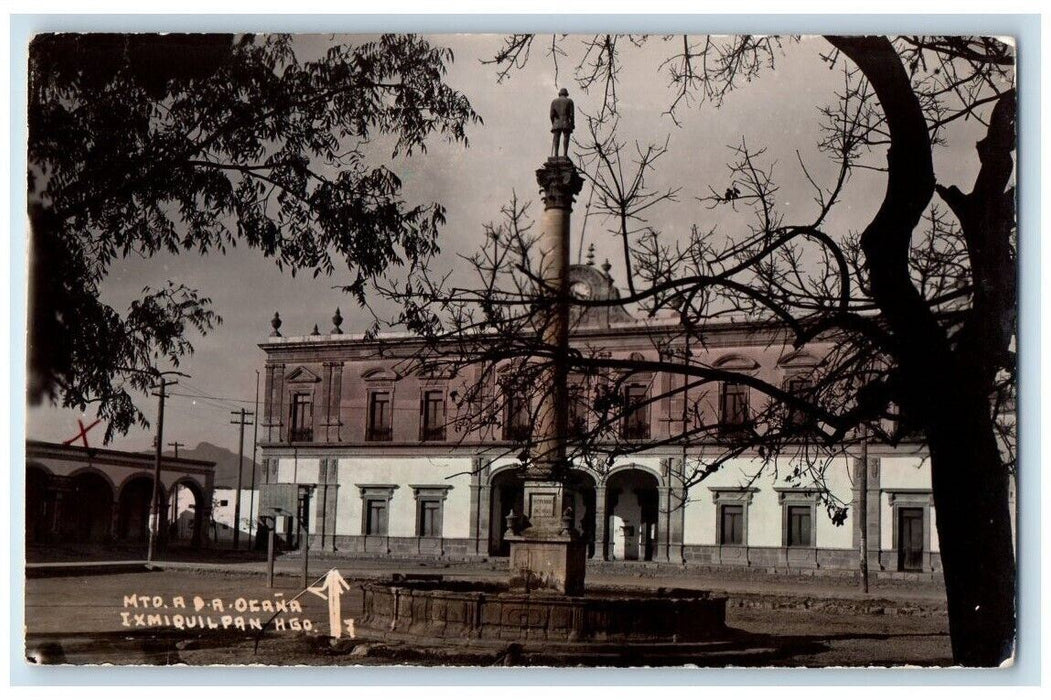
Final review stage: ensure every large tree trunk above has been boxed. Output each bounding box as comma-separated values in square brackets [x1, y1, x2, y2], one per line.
[927, 87, 1017, 667]
[827, 36, 1016, 665]
[925, 382, 1016, 665]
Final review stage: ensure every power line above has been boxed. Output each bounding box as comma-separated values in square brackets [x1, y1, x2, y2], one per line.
[173, 384, 255, 401]
[167, 391, 243, 413]
[169, 396, 236, 414]
[180, 378, 256, 404]
[176, 385, 256, 403]
[161, 403, 234, 424]
[169, 390, 254, 405]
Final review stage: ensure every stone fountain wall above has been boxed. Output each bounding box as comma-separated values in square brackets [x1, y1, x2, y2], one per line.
[358, 581, 727, 644]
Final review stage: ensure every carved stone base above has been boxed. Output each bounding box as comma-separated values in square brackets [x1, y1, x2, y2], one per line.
[504, 478, 588, 595]
[507, 534, 587, 596]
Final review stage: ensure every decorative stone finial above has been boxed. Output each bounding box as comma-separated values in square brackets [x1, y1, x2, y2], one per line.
[549, 88, 575, 159]
[311, 324, 321, 336]
[586, 243, 596, 266]
[331, 307, 344, 334]
[270, 312, 282, 337]
[505, 511, 521, 538]
[601, 258, 612, 275]
[561, 506, 577, 536]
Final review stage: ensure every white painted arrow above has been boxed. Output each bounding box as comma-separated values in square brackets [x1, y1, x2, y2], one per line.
[307, 568, 352, 639]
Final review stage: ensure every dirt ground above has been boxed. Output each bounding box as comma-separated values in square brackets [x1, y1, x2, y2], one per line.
[23, 568, 952, 668]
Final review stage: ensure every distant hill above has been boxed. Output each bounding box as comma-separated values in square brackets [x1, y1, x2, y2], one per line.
[165, 441, 262, 489]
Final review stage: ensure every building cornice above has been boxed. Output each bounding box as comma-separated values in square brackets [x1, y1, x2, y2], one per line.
[257, 440, 927, 461]
[26, 440, 216, 474]
[256, 317, 831, 357]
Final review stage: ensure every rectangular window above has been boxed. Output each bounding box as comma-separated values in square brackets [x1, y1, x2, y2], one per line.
[504, 390, 531, 442]
[418, 500, 441, 537]
[784, 376, 813, 429]
[367, 390, 392, 442]
[622, 384, 650, 440]
[719, 504, 744, 545]
[411, 485, 450, 538]
[786, 505, 812, 547]
[420, 389, 446, 441]
[290, 393, 313, 442]
[365, 499, 388, 535]
[720, 382, 750, 431]
[568, 383, 587, 437]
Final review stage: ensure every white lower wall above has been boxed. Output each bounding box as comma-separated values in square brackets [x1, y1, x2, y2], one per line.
[331, 456, 474, 539]
[682, 455, 855, 550]
[276, 458, 320, 485]
[879, 454, 939, 553]
[254, 448, 947, 561]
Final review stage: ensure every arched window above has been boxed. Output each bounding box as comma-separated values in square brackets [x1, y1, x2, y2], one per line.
[713, 354, 759, 435]
[420, 389, 447, 442]
[778, 350, 820, 430]
[363, 367, 397, 442]
[719, 381, 751, 431]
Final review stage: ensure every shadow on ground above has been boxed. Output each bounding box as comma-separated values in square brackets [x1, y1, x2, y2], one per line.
[26, 543, 271, 565]
[24, 624, 954, 668]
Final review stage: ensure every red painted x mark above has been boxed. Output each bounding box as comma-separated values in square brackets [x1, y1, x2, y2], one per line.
[62, 418, 102, 448]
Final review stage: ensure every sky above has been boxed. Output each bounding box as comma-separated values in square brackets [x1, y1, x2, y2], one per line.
[23, 33, 990, 455]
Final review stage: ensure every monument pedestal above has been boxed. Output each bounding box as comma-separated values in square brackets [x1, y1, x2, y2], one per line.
[507, 479, 587, 596]
[507, 536, 586, 596]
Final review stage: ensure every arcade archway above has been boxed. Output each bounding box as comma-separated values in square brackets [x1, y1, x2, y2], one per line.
[67, 471, 114, 543]
[167, 479, 207, 547]
[117, 475, 157, 543]
[605, 468, 660, 561]
[564, 469, 597, 558]
[26, 465, 52, 543]
[488, 469, 523, 556]
[487, 468, 598, 557]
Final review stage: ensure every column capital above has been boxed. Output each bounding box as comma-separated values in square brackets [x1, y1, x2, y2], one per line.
[536, 157, 584, 211]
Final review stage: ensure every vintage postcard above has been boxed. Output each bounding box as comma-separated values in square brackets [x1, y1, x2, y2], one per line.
[23, 31, 1018, 669]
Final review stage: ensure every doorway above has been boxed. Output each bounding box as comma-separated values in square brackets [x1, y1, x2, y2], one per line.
[897, 507, 925, 572]
[605, 468, 659, 561]
[117, 476, 155, 543]
[488, 470, 523, 556]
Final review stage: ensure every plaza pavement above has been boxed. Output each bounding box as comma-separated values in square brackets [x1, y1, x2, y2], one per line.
[27, 551, 946, 608]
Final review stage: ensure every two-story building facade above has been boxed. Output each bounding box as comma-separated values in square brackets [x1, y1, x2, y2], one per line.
[257, 265, 942, 574]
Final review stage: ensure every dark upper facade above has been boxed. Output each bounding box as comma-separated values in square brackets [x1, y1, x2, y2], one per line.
[258, 265, 830, 453]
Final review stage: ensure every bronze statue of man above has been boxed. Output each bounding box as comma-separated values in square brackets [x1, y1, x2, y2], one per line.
[550, 88, 574, 158]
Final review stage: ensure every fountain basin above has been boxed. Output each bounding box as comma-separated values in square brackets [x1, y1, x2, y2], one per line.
[358, 579, 727, 644]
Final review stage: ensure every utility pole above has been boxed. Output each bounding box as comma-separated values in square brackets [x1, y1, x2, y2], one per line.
[300, 487, 311, 589]
[148, 372, 187, 567]
[859, 425, 870, 594]
[231, 408, 254, 550]
[167, 441, 186, 532]
[248, 370, 260, 550]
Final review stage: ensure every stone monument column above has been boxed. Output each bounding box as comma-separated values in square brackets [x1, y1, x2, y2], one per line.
[529, 157, 582, 482]
[506, 94, 586, 595]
